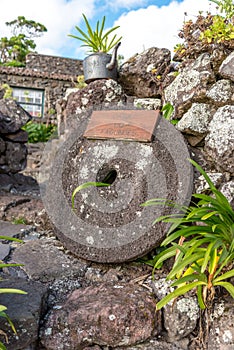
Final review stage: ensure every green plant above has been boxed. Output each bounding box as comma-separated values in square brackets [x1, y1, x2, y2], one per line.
[161, 103, 174, 120]
[68, 14, 122, 53]
[71, 181, 110, 209]
[0, 236, 27, 349]
[76, 75, 87, 89]
[210, 0, 234, 19]
[12, 217, 27, 225]
[142, 159, 234, 310]
[22, 121, 57, 143]
[0, 84, 13, 99]
[0, 16, 47, 66]
[200, 15, 234, 43]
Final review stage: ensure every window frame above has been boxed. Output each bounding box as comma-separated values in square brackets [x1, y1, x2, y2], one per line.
[12, 87, 44, 118]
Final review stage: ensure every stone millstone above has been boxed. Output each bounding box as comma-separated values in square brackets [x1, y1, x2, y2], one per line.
[40, 112, 193, 263]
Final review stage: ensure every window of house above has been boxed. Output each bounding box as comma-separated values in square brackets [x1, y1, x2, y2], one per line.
[12, 88, 44, 118]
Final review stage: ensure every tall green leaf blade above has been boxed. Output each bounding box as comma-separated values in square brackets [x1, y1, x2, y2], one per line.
[71, 182, 110, 209]
[215, 281, 234, 298]
[156, 281, 206, 310]
[213, 269, 234, 283]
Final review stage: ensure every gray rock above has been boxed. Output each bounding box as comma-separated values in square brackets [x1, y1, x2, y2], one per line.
[0, 140, 27, 174]
[11, 239, 87, 283]
[116, 338, 189, 350]
[219, 51, 234, 82]
[0, 99, 31, 134]
[0, 278, 47, 350]
[206, 79, 234, 105]
[152, 277, 199, 341]
[164, 53, 215, 117]
[134, 98, 161, 110]
[119, 47, 171, 97]
[205, 105, 234, 174]
[220, 180, 234, 208]
[176, 103, 214, 135]
[65, 79, 125, 119]
[208, 298, 234, 350]
[41, 283, 160, 349]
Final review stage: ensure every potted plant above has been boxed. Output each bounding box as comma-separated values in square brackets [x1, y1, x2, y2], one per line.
[68, 14, 122, 83]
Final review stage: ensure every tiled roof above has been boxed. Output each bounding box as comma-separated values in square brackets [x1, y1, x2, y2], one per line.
[0, 65, 77, 81]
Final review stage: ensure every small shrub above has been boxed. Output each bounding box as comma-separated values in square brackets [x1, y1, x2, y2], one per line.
[22, 121, 57, 143]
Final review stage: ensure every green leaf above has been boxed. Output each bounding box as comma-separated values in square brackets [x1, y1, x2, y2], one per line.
[197, 284, 206, 309]
[71, 181, 110, 209]
[215, 281, 234, 298]
[0, 305, 7, 312]
[156, 281, 206, 310]
[0, 288, 27, 294]
[213, 269, 234, 283]
[0, 341, 7, 350]
[167, 252, 204, 280]
[171, 273, 207, 287]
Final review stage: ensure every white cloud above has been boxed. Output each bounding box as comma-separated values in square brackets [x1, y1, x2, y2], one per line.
[0, 0, 95, 57]
[0, 0, 219, 61]
[115, 0, 218, 60]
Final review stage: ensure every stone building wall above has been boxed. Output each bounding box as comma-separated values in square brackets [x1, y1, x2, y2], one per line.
[26, 53, 83, 76]
[0, 53, 83, 123]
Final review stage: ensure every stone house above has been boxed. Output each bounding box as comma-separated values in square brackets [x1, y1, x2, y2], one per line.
[0, 53, 83, 123]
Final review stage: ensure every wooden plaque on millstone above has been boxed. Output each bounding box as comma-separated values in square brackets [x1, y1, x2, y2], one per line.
[83, 110, 160, 142]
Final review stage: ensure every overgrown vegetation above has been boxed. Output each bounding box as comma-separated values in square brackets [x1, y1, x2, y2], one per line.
[0, 16, 47, 67]
[143, 159, 234, 310]
[22, 121, 57, 143]
[173, 0, 234, 60]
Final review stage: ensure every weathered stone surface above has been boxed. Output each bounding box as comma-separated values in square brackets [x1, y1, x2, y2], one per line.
[206, 79, 234, 105]
[0, 172, 39, 195]
[119, 47, 171, 97]
[65, 79, 125, 121]
[0, 140, 27, 173]
[205, 105, 234, 174]
[133, 98, 161, 110]
[176, 103, 214, 135]
[0, 99, 31, 134]
[219, 51, 234, 82]
[152, 277, 200, 341]
[0, 220, 32, 238]
[41, 115, 193, 263]
[11, 238, 87, 283]
[0, 278, 47, 350]
[164, 53, 215, 117]
[208, 298, 234, 350]
[220, 180, 234, 209]
[41, 283, 159, 349]
[116, 338, 189, 350]
[3, 129, 28, 143]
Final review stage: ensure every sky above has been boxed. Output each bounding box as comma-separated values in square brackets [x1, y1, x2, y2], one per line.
[0, 0, 219, 61]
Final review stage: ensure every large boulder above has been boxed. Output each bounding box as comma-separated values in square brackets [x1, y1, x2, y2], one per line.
[0, 278, 47, 350]
[164, 53, 215, 117]
[41, 283, 160, 349]
[119, 47, 172, 98]
[0, 99, 31, 134]
[0, 98, 31, 174]
[204, 105, 234, 174]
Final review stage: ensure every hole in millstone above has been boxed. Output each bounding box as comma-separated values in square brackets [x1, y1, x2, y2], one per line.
[99, 169, 117, 185]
